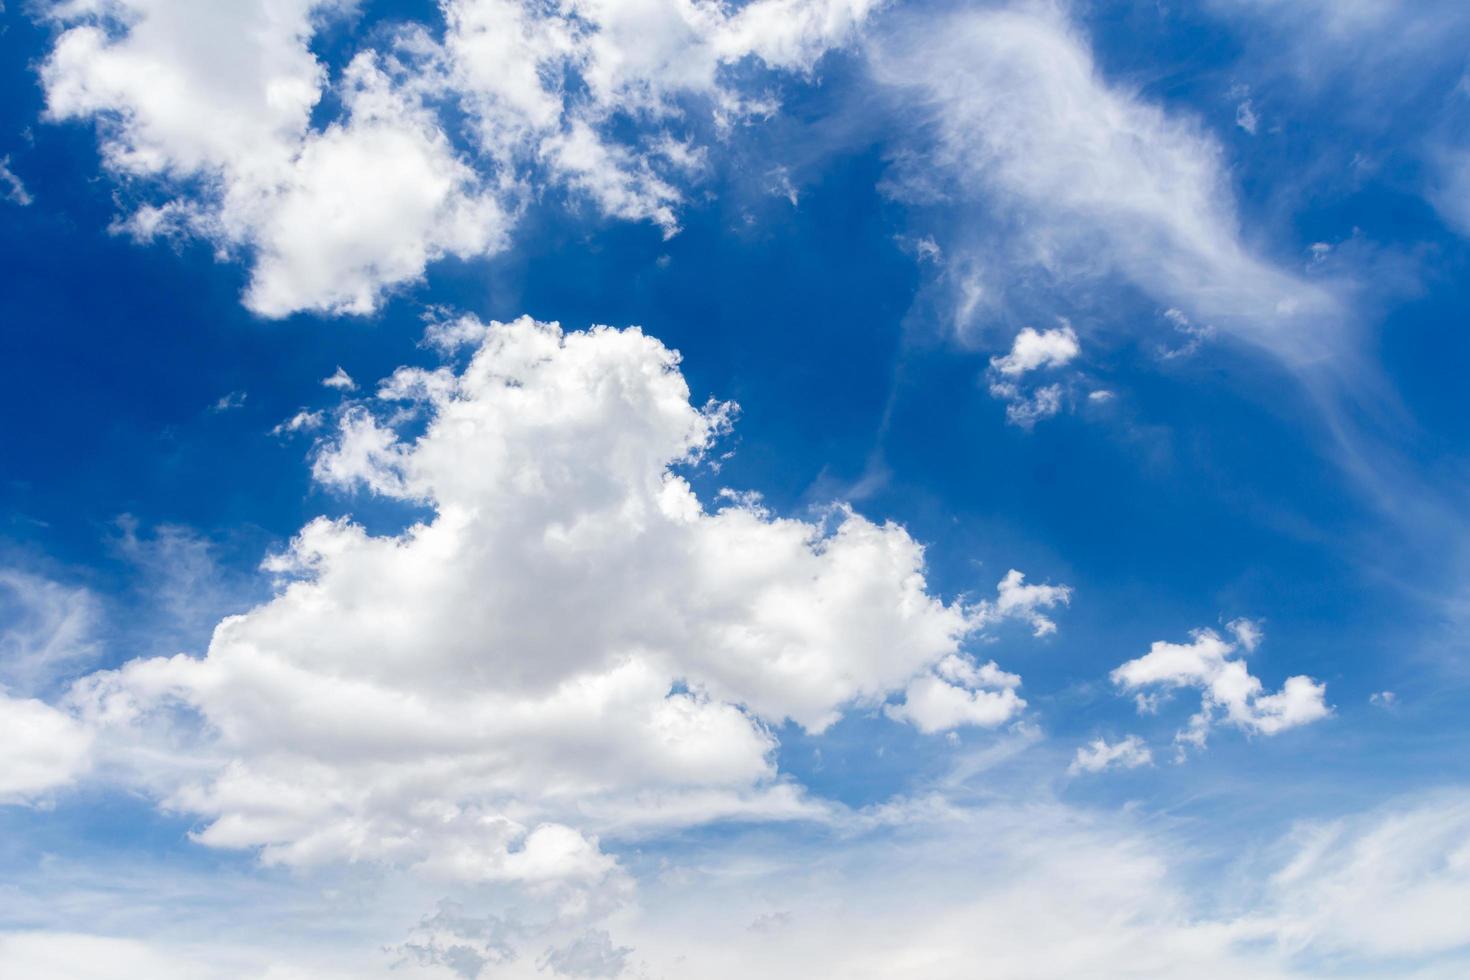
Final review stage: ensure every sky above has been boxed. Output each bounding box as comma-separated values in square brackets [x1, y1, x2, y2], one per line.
[1, 0, 1470, 976]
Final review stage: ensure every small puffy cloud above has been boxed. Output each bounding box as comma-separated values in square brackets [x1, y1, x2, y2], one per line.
[1069, 735, 1152, 775]
[990, 325, 1080, 376]
[1227, 617, 1263, 652]
[1110, 624, 1329, 753]
[271, 409, 325, 436]
[986, 568, 1071, 637]
[988, 380, 1064, 429]
[211, 390, 246, 412]
[1369, 690, 1397, 708]
[986, 325, 1079, 429]
[885, 569, 1069, 734]
[321, 367, 356, 391]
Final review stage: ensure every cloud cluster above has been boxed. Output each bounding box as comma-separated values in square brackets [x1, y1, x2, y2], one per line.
[1069, 735, 1152, 775]
[985, 324, 1080, 428]
[40, 0, 875, 317]
[1111, 620, 1329, 753]
[53, 315, 1064, 886]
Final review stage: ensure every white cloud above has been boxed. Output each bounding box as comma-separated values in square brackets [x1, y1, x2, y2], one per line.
[1263, 794, 1470, 961]
[0, 156, 31, 206]
[210, 391, 246, 412]
[1069, 735, 1152, 775]
[40, 0, 878, 317]
[321, 367, 356, 391]
[871, 5, 1339, 361]
[885, 654, 1024, 734]
[271, 409, 325, 436]
[990, 324, 1080, 376]
[0, 693, 93, 804]
[59, 315, 1058, 884]
[1110, 624, 1329, 753]
[985, 325, 1079, 429]
[988, 568, 1070, 636]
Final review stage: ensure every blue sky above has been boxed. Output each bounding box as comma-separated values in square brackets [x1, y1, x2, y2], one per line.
[2, 0, 1470, 976]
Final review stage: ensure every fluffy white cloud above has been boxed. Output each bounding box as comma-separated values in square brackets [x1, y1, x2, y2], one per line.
[990, 568, 1070, 636]
[984, 325, 1081, 429]
[0, 693, 93, 804]
[61, 315, 1061, 884]
[1110, 620, 1329, 752]
[990, 325, 1080, 377]
[885, 654, 1024, 734]
[224, 51, 512, 319]
[871, 5, 1339, 361]
[40, 0, 877, 317]
[1069, 735, 1152, 775]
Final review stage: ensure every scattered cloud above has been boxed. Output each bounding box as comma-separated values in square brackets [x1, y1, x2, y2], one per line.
[321, 367, 356, 391]
[0, 155, 30, 206]
[56, 315, 1059, 886]
[271, 409, 325, 436]
[0, 693, 93, 805]
[1111, 621, 1329, 755]
[990, 324, 1080, 377]
[210, 390, 246, 412]
[1069, 735, 1153, 775]
[986, 324, 1080, 429]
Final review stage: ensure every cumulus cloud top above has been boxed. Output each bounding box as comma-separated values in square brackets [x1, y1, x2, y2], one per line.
[56, 315, 1067, 885]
